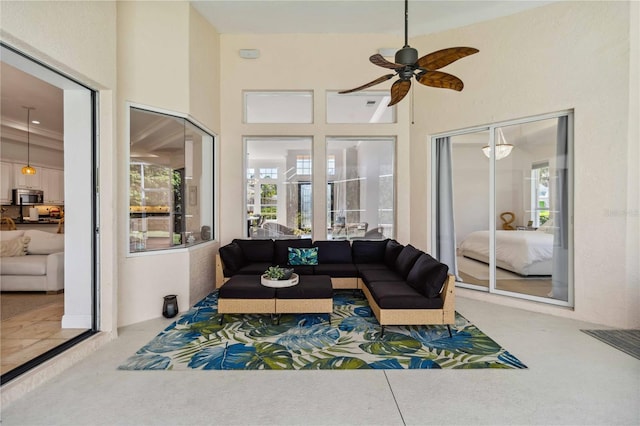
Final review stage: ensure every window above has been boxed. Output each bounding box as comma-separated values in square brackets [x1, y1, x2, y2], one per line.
[326, 137, 395, 240]
[247, 168, 255, 179]
[245, 137, 312, 239]
[244, 91, 313, 123]
[326, 91, 396, 123]
[531, 162, 550, 227]
[296, 155, 311, 175]
[327, 155, 336, 176]
[259, 168, 278, 179]
[129, 107, 214, 253]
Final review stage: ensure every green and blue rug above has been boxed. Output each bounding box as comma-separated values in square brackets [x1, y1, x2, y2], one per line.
[119, 291, 526, 370]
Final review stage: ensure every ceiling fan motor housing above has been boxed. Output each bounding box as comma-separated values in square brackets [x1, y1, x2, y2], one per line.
[395, 47, 418, 66]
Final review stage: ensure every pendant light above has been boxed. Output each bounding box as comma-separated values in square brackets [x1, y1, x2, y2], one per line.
[21, 106, 37, 175]
[482, 128, 513, 160]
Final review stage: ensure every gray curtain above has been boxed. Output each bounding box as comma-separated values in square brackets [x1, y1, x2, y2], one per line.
[551, 116, 569, 301]
[434, 137, 458, 277]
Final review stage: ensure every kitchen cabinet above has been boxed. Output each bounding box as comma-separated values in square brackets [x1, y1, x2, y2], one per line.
[41, 168, 64, 204]
[12, 163, 42, 190]
[1, 162, 13, 204]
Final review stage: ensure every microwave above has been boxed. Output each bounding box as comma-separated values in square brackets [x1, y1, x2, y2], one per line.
[12, 188, 44, 205]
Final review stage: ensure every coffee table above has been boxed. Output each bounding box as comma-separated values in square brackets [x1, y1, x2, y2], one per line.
[217, 274, 333, 324]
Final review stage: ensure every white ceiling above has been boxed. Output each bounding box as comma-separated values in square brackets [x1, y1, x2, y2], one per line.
[191, 0, 554, 36]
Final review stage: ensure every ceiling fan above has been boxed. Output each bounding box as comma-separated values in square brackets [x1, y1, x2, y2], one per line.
[339, 0, 479, 107]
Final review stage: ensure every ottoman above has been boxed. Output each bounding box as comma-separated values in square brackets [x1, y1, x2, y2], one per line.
[218, 275, 276, 315]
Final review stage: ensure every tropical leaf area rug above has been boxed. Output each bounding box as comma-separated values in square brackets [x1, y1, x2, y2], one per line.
[119, 290, 527, 371]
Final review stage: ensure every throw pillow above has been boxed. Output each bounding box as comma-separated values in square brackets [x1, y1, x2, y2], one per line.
[394, 244, 422, 278]
[406, 253, 449, 298]
[219, 242, 246, 273]
[384, 239, 404, 268]
[313, 240, 352, 263]
[274, 238, 312, 265]
[1, 236, 31, 257]
[288, 247, 318, 266]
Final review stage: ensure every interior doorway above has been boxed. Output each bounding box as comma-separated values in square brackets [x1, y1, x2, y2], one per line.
[0, 44, 97, 384]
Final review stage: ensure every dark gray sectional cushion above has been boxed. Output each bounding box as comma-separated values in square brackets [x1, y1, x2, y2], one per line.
[352, 239, 388, 263]
[384, 239, 404, 268]
[394, 244, 422, 279]
[406, 254, 450, 298]
[218, 275, 276, 299]
[367, 281, 444, 309]
[276, 276, 333, 299]
[355, 263, 389, 274]
[219, 242, 246, 275]
[233, 239, 274, 263]
[313, 240, 353, 264]
[360, 268, 404, 285]
[236, 262, 273, 275]
[290, 265, 315, 275]
[273, 238, 312, 266]
[314, 263, 358, 277]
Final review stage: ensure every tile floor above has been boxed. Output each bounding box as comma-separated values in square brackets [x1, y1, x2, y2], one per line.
[1, 296, 639, 425]
[1, 299, 86, 375]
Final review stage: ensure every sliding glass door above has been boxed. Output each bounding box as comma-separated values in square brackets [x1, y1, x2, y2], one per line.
[433, 112, 573, 306]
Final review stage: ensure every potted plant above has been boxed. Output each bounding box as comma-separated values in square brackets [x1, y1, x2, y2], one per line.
[264, 265, 294, 280]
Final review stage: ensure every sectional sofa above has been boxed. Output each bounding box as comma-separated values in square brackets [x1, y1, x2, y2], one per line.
[216, 238, 455, 330]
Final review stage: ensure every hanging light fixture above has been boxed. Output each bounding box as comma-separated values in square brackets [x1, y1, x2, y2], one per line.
[482, 128, 513, 160]
[21, 106, 37, 175]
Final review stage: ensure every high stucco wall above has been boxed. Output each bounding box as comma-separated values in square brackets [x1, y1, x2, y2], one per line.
[409, 1, 639, 328]
[0, 0, 118, 334]
[218, 34, 412, 245]
[116, 1, 220, 326]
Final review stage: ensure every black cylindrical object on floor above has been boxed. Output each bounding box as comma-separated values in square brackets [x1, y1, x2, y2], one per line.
[162, 295, 178, 318]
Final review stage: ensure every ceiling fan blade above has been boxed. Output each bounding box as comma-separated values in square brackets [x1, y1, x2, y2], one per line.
[338, 74, 395, 94]
[416, 47, 479, 70]
[416, 71, 465, 91]
[388, 79, 411, 106]
[369, 54, 403, 70]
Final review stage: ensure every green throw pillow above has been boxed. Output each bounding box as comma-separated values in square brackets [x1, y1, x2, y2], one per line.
[288, 247, 318, 266]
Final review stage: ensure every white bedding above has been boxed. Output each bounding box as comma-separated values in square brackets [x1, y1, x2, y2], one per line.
[459, 230, 554, 276]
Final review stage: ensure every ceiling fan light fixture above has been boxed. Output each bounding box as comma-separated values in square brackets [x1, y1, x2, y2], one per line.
[21, 106, 37, 175]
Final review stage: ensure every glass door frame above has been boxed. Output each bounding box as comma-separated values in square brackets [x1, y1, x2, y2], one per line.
[430, 110, 574, 308]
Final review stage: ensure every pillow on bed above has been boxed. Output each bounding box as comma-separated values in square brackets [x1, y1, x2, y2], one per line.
[537, 219, 554, 234]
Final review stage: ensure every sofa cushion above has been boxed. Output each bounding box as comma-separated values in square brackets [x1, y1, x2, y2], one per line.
[233, 239, 274, 263]
[0, 230, 25, 241]
[218, 275, 276, 299]
[367, 281, 444, 309]
[352, 240, 388, 263]
[288, 247, 318, 265]
[384, 239, 404, 268]
[394, 244, 422, 278]
[406, 254, 450, 298]
[360, 268, 404, 285]
[355, 263, 390, 274]
[236, 262, 274, 276]
[24, 230, 64, 255]
[274, 238, 312, 266]
[313, 263, 358, 277]
[313, 240, 352, 263]
[289, 265, 315, 275]
[219, 242, 246, 275]
[1, 236, 30, 257]
[0, 255, 47, 275]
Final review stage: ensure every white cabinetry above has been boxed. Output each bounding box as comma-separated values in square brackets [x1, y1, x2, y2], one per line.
[12, 163, 42, 189]
[41, 168, 64, 204]
[1, 162, 13, 204]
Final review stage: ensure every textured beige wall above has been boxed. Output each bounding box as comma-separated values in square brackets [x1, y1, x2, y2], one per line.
[116, 2, 221, 326]
[409, 1, 639, 328]
[218, 33, 412, 245]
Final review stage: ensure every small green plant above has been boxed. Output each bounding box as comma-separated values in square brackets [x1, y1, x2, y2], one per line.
[264, 266, 286, 280]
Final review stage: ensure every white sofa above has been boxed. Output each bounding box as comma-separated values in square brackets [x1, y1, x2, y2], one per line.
[0, 229, 64, 293]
